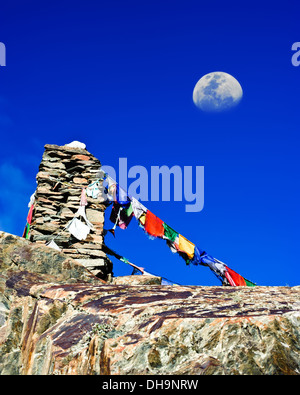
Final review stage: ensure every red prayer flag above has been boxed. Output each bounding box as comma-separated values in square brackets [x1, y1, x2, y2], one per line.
[27, 205, 34, 225]
[225, 266, 246, 286]
[144, 210, 164, 238]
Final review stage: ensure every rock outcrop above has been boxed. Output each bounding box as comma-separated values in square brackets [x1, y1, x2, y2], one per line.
[1, 231, 299, 375]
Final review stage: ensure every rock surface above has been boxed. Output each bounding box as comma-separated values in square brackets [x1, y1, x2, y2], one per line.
[0, 231, 300, 375]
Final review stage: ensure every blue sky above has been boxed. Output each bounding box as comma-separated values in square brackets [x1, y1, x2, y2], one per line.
[0, 0, 299, 286]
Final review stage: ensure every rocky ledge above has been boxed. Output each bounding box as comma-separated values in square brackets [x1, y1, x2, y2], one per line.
[0, 231, 299, 375]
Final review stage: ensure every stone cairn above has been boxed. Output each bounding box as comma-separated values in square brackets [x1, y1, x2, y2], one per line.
[28, 142, 113, 281]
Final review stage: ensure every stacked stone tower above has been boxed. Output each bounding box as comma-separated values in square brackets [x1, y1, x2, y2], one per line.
[28, 142, 113, 280]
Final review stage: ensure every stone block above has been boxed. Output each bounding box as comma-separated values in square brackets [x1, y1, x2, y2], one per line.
[112, 275, 162, 285]
[86, 209, 104, 223]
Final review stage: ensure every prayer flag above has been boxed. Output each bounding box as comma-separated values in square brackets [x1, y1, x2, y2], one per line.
[116, 185, 130, 205]
[80, 188, 88, 206]
[244, 278, 256, 287]
[163, 223, 178, 242]
[125, 203, 133, 217]
[190, 246, 203, 265]
[110, 202, 134, 230]
[139, 212, 146, 226]
[75, 205, 93, 229]
[86, 181, 101, 199]
[27, 205, 34, 225]
[225, 266, 247, 286]
[200, 254, 216, 266]
[144, 210, 164, 238]
[67, 217, 90, 241]
[131, 197, 147, 220]
[28, 192, 35, 208]
[178, 234, 195, 260]
[25, 223, 30, 240]
[46, 239, 61, 251]
[166, 238, 179, 254]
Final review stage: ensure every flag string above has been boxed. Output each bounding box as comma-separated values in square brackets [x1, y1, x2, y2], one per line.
[23, 170, 256, 287]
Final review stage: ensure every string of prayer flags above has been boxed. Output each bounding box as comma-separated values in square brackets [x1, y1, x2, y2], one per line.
[103, 244, 145, 274]
[104, 244, 180, 285]
[22, 167, 255, 287]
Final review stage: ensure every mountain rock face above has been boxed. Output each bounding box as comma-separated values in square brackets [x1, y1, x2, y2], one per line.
[0, 231, 300, 375]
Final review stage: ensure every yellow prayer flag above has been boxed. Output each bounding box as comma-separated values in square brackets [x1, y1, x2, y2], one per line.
[139, 212, 146, 226]
[178, 234, 195, 259]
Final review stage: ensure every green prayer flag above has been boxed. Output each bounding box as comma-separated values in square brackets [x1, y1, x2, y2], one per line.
[125, 203, 133, 217]
[244, 278, 256, 287]
[163, 223, 178, 242]
[25, 224, 30, 240]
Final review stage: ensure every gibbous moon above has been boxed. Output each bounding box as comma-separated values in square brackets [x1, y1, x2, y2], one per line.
[193, 72, 243, 112]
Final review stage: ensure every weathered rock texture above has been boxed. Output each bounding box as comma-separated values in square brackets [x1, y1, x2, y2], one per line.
[28, 143, 112, 280]
[0, 231, 299, 375]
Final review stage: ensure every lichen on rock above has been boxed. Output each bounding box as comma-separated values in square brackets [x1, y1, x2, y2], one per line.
[0, 231, 300, 375]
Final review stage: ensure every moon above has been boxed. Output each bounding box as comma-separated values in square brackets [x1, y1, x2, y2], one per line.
[193, 72, 243, 112]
